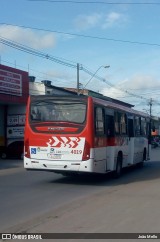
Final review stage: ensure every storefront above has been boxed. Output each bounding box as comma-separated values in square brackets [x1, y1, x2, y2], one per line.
[0, 64, 29, 158]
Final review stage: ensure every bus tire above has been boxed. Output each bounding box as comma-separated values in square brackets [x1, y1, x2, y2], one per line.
[114, 153, 123, 178]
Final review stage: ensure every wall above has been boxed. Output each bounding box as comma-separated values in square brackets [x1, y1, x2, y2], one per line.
[0, 64, 29, 148]
[29, 82, 45, 95]
[0, 105, 5, 146]
[7, 105, 26, 145]
[0, 64, 29, 104]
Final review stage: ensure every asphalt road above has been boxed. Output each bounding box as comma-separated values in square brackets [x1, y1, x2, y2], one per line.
[0, 148, 160, 241]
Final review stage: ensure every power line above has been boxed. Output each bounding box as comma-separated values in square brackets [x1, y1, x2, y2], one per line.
[0, 36, 77, 68]
[1, 57, 77, 89]
[0, 36, 123, 91]
[0, 36, 156, 103]
[0, 36, 113, 87]
[81, 66, 150, 101]
[3, 55, 158, 99]
[27, 0, 160, 5]
[128, 86, 160, 91]
[1, 23, 160, 47]
[1, 59, 62, 81]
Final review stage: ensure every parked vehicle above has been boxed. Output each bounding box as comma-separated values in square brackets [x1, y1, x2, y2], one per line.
[0, 146, 6, 159]
[0, 141, 24, 159]
[151, 141, 158, 148]
[151, 136, 160, 148]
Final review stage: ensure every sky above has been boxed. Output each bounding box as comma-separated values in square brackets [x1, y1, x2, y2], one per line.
[1, 0, 160, 115]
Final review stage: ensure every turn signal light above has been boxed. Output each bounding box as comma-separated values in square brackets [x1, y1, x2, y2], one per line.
[82, 141, 90, 161]
[24, 139, 30, 158]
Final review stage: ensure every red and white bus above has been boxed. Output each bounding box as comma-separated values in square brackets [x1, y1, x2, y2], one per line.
[24, 95, 150, 177]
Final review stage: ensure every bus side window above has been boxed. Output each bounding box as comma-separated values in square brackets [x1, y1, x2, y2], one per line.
[135, 116, 141, 136]
[120, 113, 127, 135]
[115, 112, 120, 134]
[128, 118, 134, 137]
[106, 115, 114, 137]
[141, 117, 147, 136]
[95, 107, 105, 136]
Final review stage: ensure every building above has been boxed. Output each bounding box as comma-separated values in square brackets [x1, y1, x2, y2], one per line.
[0, 65, 77, 158]
[65, 87, 134, 108]
[0, 64, 29, 150]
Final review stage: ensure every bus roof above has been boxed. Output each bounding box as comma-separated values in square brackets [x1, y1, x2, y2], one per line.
[29, 95, 149, 118]
[92, 96, 149, 118]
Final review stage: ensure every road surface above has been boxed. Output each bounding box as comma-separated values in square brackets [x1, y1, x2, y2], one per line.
[0, 148, 160, 241]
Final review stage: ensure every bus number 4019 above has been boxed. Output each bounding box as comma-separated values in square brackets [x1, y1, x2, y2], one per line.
[71, 150, 82, 154]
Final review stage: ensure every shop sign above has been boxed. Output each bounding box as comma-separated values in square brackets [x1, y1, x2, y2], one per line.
[7, 126, 24, 138]
[0, 69, 22, 96]
[7, 115, 26, 126]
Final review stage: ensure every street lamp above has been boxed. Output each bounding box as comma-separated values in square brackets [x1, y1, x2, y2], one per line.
[79, 65, 110, 95]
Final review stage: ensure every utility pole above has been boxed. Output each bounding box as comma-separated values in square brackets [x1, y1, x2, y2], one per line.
[148, 98, 153, 159]
[150, 98, 152, 122]
[77, 63, 80, 95]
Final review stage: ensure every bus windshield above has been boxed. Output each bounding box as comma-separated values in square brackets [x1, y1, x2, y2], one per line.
[30, 99, 86, 124]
